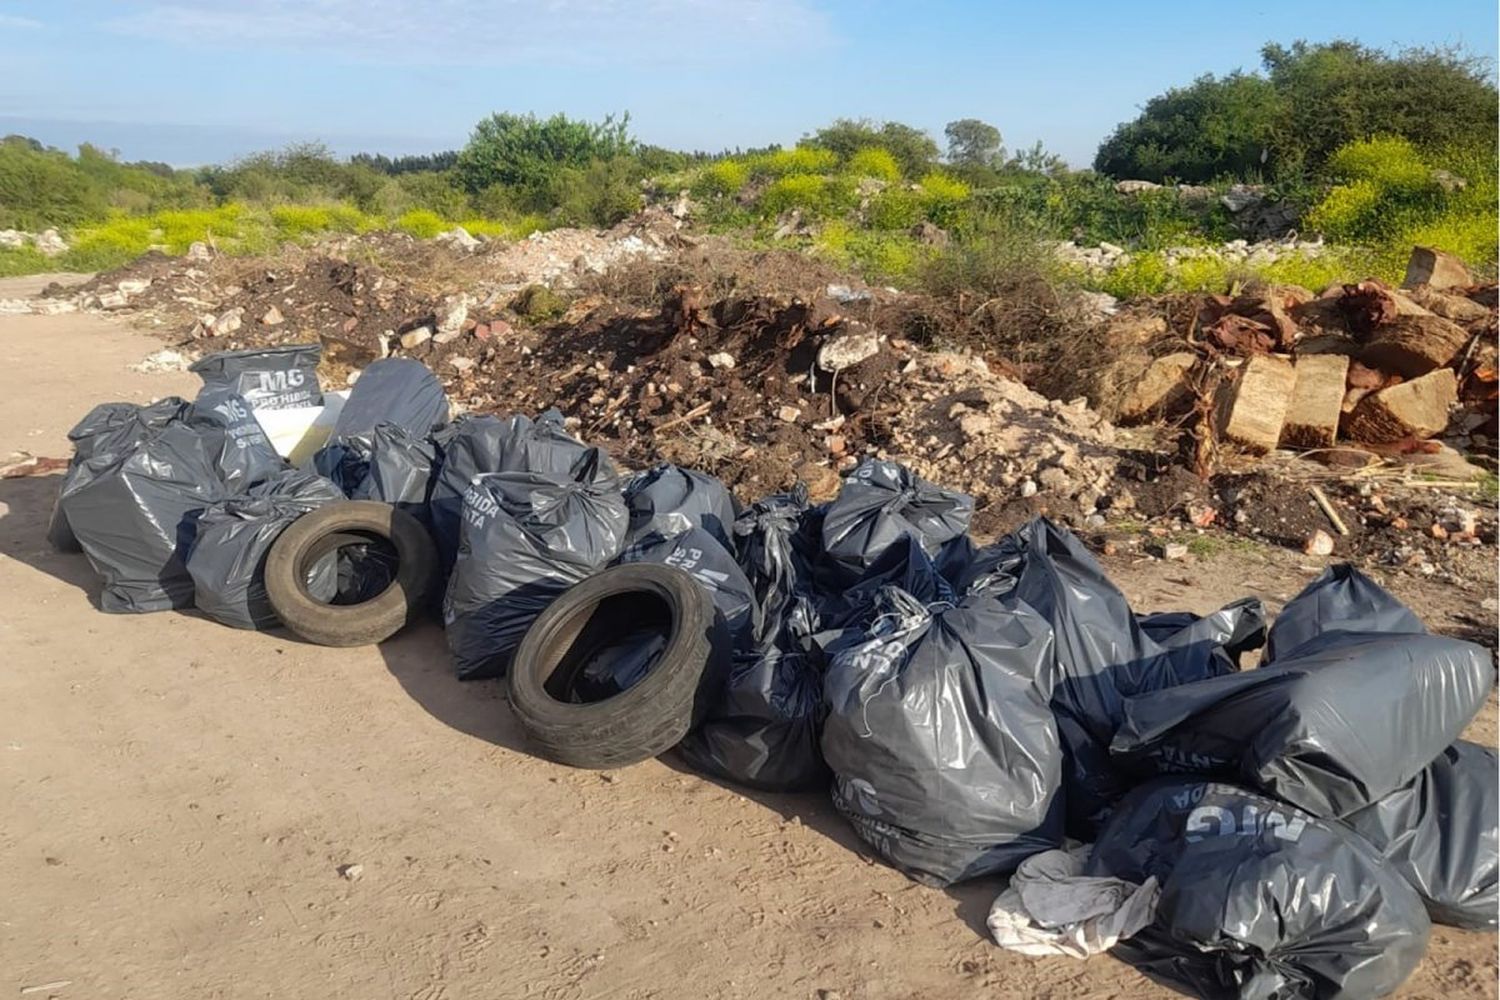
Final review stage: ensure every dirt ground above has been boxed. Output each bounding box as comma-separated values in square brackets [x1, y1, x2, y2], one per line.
[1, 277, 1495, 1000]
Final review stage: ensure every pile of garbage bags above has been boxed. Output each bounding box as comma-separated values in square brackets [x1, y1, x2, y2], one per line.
[50, 348, 1497, 998]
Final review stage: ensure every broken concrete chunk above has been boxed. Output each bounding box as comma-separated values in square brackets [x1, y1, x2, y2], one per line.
[1117, 351, 1197, 424]
[261, 305, 284, 326]
[399, 326, 432, 350]
[707, 352, 736, 370]
[1361, 314, 1469, 378]
[1215, 353, 1296, 454]
[817, 326, 881, 372]
[1343, 368, 1458, 442]
[1402, 246, 1473, 291]
[1280, 353, 1350, 449]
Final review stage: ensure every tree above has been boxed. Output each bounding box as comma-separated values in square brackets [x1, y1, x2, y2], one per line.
[1093, 40, 1498, 183]
[454, 112, 634, 194]
[945, 119, 1002, 167]
[805, 119, 939, 178]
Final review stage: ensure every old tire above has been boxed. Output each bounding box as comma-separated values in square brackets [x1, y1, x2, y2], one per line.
[265, 501, 436, 646]
[507, 563, 729, 770]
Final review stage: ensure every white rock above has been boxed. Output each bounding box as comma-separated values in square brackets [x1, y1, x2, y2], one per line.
[435, 226, 481, 251]
[1019, 479, 1038, 498]
[450, 356, 476, 372]
[817, 326, 881, 372]
[0, 229, 26, 249]
[210, 307, 243, 336]
[707, 352, 736, 370]
[777, 405, 801, 423]
[34, 229, 67, 256]
[186, 241, 212, 262]
[400, 326, 432, 350]
[116, 278, 152, 296]
[1162, 542, 1190, 561]
[130, 349, 192, 373]
[436, 293, 470, 340]
[260, 305, 284, 326]
[1303, 530, 1335, 557]
[97, 290, 129, 309]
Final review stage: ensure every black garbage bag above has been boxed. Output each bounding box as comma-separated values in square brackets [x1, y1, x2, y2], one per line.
[670, 487, 829, 791]
[443, 462, 627, 680]
[429, 411, 615, 573]
[731, 485, 824, 645]
[189, 343, 323, 410]
[622, 463, 736, 551]
[1140, 596, 1268, 673]
[60, 421, 225, 613]
[1341, 739, 1498, 929]
[567, 527, 757, 702]
[186, 389, 287, 493]
[313, 422, 442, 521]
[185, 470, 345, 629]
[1264, 564, 1425, 662]
[1087, 780, 1430, 1000]
[48, 397, 192, 551]
[1112, 631, 1494, 819]
[985, 518, 1245, 837]
[821, 586, 1063, 886]
[819, 534, 957, 633]
[330, 357, 449, 437]
[819, 459, 973, 587]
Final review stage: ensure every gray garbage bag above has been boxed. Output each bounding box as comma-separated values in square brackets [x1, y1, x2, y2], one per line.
[189, 344, 322, 410]
[731, 486, 823, 645]
[568, 527, 755, 702]
[330, 358, 448, 437]
[186, 389, 286, 493]
[1087, 780, 1430, 1000]
[821, 586, 1063, 886]
[48, 397, 192, 551]
[1139, 597, 1267, 667]
[1111, 631, 1494, 819]
[429, 411, 615, 573]
[1264, 564, 1424, 662]
[313, 423, 442, 521]
[185, 470, 345, 629]
[60, 421, 225, 613]
[819, 459, 973, 587]
[1341, 740, 1498, 929]
[979, 518, 1245, 837]
[443, 460, 627, 680]
[669, 488, 829, 791]
[820, 534, 957, 633]
[622, 463, 736, 551]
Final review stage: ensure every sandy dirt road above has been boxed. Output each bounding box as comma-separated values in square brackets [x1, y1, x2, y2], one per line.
[1, 281, 1495, 1000]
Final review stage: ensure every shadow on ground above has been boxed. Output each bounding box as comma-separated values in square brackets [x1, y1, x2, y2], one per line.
[0, 473, 104, 603]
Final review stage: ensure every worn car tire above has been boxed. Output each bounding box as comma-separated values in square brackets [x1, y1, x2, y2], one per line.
[507, 563, 730, 770]
[265, 501, 436, 646]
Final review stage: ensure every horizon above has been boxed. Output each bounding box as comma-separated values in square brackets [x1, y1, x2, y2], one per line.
[2, 0, 1496, 170]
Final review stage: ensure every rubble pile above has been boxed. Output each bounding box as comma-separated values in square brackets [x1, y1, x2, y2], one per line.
[1094, 246, 1496, 466]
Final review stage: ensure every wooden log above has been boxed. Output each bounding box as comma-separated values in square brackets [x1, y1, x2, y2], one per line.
[1117, 351, 1197, 423]
[1343, 368, 1458, 442]
[1280, 353, 1350, 449]
[1402, 246, 1473, 291]
[1361, 314, 1470, 377]
[1216, 353, 1296, 453]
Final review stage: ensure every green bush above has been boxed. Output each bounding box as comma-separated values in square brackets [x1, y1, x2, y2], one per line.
[916, 173, 971, 226]
[455, 112, 634, 194]
[748, 146, 838, 178]
[394, 209, 447, 238]
[0, 245, 49, 277]
[845, 147, 901, 183]
[549, 157, 643, 227]
[866, 188, 923, 230]
[692, 159, 749, 198]
[760, 174, 830, 216]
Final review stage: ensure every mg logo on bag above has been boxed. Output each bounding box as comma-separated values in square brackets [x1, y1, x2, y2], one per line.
[1185, 804, 1307, 844]
[252, 369, 306, 393]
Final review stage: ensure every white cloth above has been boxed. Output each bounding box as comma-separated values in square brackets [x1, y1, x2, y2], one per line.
[986, 846, 1159, 959]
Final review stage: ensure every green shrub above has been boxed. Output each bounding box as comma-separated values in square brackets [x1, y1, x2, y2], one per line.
[549, 157, 642, 227]
[692, 160, 749, 197]
[0, 245, 49, 277]
[845, 147, 901, 183]
[917, 172, 971, 226]
[393, 209, 447, 238]
[748, 146, 837, 178]
[759, 174, 830, 216]
[865, 188, 923, 230]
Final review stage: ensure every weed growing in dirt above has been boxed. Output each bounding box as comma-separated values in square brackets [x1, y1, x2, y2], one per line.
[845, 148, 902, 183]
[0, 245, 50, 277]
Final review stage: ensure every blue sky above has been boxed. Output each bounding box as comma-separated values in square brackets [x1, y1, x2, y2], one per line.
[1, 0, 1495, 167]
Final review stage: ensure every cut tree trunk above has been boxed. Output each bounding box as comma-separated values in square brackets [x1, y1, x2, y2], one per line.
[1402, 246, 1473, 291]
[1343, 368, 1458, 442]
[1361, 314, 1470, 378]
[1280, 354, 1350, 449]
[1216, 353, 1296, 453]
[1117, 351, 1197, 423]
